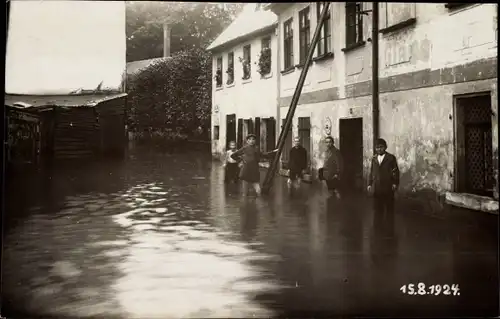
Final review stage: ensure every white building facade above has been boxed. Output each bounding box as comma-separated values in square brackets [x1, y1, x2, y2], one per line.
[208, 4, 279, 159]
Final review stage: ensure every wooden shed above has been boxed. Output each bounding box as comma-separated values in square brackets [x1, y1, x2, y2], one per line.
[4, 93, 127, 164]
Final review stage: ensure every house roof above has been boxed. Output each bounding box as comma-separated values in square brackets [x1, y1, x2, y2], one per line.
[4, 93, 128, 111]
[206, 3, 278, 52]
[126, 57, 171, 76]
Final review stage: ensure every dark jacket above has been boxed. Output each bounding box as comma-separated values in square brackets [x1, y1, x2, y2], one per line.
[322, 146, 343, 180]
[289, 146, 308, 171]
[368, 152, 400, 195]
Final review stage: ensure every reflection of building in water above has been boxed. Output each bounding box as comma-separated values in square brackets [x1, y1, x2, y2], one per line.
[5, 1, 128, 164]
[263, 3, 498, 212]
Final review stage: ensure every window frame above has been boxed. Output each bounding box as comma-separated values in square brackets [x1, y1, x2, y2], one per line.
[283, 18, 294, 71]
[316, 2, 332, 57]
[213, 125, 220, 140]
[215, 56, 223, 87]
[259, 36, 272, 76]
[345, 2, 364, 48]
[298, 6, 311, 65]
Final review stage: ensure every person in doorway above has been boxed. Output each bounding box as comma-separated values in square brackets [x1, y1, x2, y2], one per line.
[367, 138, 400, 215]
[288, 137, 308, 188]
[320, 136, 343, 199]
[223, 141, 240, 184]
[231, 134, 278, 196]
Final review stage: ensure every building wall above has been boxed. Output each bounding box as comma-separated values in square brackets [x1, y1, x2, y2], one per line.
[211, 30, 279, 157]
[274, 3, 498, 198]
[5, 1, 126, 95]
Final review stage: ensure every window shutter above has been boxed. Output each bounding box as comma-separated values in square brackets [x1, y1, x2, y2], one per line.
[268, 117, 276, 150]
[237, 119, 243, 148]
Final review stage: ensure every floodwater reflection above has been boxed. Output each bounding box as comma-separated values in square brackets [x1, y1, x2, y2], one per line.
[3, 149, 498, 318]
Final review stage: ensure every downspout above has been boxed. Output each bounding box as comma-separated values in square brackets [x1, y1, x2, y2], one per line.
[262, 2, 331, 194]
[372, 2, 380, 151]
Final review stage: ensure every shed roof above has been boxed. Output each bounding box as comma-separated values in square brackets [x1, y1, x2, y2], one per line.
[4, 92, 127, 110]
[206, 3, 277, 52]
[126, 57, 171, 76]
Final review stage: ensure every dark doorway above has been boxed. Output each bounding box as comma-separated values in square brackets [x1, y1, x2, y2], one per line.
[226, 114, 236, 149]
[281, 119, 293, 168]
[339, 117, 363, 192]
[455, 93, 493, 197]
[264, 117, 276, 152]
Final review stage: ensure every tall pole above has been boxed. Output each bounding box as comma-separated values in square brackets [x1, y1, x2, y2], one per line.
[372, 2, 380, 151]
[262, 2, 331, 195]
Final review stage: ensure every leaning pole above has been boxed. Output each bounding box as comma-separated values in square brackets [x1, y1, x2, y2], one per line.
[262, 2, 331, 195]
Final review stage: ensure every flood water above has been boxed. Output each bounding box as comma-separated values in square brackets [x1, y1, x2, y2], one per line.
[3, 147, 499, 318]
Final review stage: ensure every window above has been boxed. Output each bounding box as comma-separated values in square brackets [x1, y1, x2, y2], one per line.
[215, 57, 223, 87]
[242, 44, 251, 80]
[226, 52, 234, 85]
[258, 37, 272, 76]
[213, 125, 220, 140]
[316, 2, 332, 56]
[345, 2, 363, 47]
[299, 7, 311, 64]
[283, 18, 294, 70]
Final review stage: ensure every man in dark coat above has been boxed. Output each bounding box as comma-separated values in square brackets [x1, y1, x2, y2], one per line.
[320, 136, 343, 199]
[367, 138, 400, 214]
[288, 136, 308, 188]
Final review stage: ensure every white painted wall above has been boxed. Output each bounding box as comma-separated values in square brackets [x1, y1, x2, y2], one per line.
[5, 1, 126, 95]
[211, 31, 279, 155]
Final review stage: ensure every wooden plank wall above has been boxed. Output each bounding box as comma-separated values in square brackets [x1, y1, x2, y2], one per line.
[53, 107, 99, 160]
[96, 96, 126, 158]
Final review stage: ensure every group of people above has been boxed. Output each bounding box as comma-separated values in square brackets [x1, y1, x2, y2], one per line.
[222, 133, 400, 215]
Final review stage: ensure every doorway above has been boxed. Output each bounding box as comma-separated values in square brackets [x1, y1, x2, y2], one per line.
[339, 117, 363, 192]
[455, 93, 493, 197]
[226, 114, 236, 149]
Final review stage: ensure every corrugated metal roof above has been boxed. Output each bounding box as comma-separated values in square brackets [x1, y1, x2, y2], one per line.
[126, 57, 171, 75]
[4, 93, 127, 110]
[206, 3, 277, 52]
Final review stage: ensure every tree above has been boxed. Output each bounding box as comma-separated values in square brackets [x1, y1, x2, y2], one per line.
[126, 2, 243, 62]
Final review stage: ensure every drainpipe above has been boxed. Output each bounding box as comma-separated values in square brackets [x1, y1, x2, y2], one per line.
[372, 2, 380, 151]
[163, 23, 171, 58]
[262, 2, 331, 195]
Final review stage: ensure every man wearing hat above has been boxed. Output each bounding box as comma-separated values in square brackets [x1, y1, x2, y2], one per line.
[231, 133, 278, 196]
[367, 138, 400, 214]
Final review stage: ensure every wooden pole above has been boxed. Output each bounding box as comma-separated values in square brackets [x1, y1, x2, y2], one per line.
[262, 2, 331, 195]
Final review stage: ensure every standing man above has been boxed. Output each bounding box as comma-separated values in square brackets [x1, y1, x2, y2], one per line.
[288, 136, 308, 188]
[320, 136, 343, 199]
[367, 138, 400, 214]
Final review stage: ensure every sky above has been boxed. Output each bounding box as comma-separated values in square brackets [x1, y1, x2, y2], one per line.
[5, 1, 126, 95]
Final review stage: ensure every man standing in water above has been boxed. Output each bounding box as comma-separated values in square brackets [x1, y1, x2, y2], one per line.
[288, 137, 308, 189]
[320, 136, 343, 199]
[367, 138, 400, 214]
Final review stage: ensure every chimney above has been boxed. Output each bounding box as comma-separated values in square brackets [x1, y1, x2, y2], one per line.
[163, 23, 171, 58]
